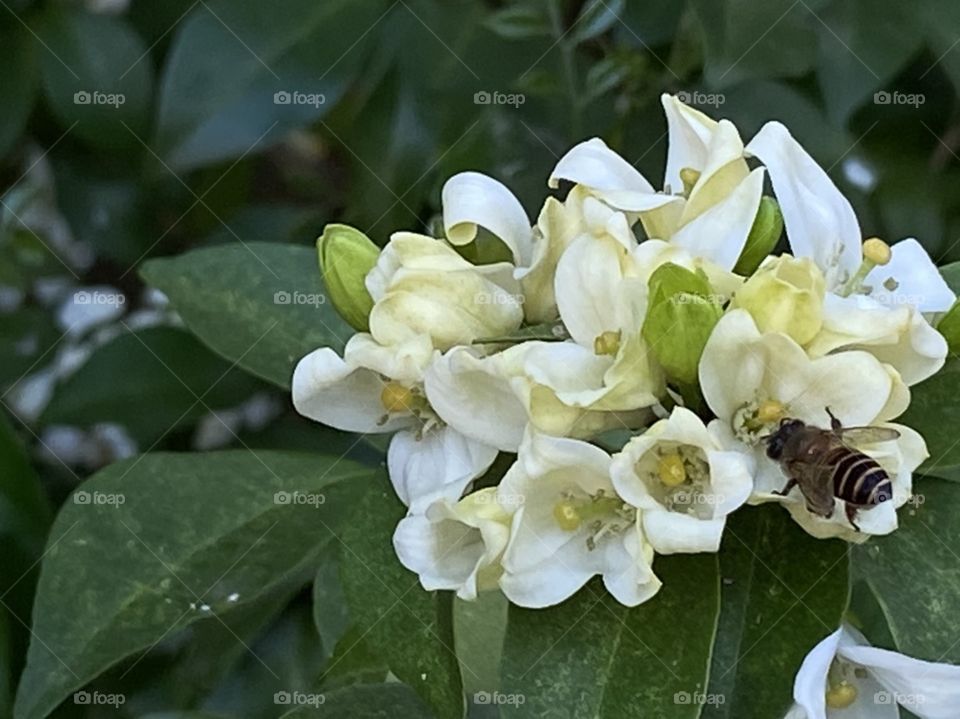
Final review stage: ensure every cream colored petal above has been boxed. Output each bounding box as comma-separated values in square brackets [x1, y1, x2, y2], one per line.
[442, 171, 533, 266]
[661, 92, 720, 192]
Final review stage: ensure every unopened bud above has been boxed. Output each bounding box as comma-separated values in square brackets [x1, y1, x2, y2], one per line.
[317, 224, 379, 331]
[734, 196, 784, 276]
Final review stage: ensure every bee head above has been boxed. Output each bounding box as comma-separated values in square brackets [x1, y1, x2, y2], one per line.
[765, 418, 805, 460]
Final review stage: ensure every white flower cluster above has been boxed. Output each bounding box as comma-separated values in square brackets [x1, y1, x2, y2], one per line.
[293, 95, 954, 609]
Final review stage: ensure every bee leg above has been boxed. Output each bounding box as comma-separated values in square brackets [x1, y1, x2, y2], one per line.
[825, 406, 842, 434]
[844, 503, 861, 532]
[773, 478, 798, 497]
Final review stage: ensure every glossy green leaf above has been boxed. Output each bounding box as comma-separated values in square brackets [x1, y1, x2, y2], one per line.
[154, 0, 384, 170]
[280, 683, 433, 718]
[500, 555, 719, 718]
[14, 451, 378, 719]
[852, 476, 960, 663]
[40, 327, 262, 444]
[140, 243, 351, 389]
[702, 505, 850, 719]
[0, 24, 38, 160]
[454, 590, 507, 698]
[312, 546, 350, 660]
[899, 358, 960, 474]
[35, 9, 153, 148]
[340, 482, 463, 719]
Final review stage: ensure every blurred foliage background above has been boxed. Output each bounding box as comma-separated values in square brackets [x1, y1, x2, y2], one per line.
[3, 0, 960, 717]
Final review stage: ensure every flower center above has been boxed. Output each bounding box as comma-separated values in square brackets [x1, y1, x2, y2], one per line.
[377, 381, 440, 438]
[551, 489, 635, 550]
[734, 398, 787, 443]
[657, 453, 686, 487]
[636, 443, 713, 517]
[593, 330, 622, 356]
[825, 681, 858, 709]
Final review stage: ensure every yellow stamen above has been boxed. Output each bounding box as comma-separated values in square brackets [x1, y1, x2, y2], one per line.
[862, 237, 892, 266]
[658, 454, 687, 487]
[553, 501, 582, 531]
[825, 681, 858, 709]
[593, 330, 622, 357]
[380, 382, 415, 413]
[757, 399, 786, 424]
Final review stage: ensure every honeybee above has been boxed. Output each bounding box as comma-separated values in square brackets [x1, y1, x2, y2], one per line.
[765, 408, 900, 531]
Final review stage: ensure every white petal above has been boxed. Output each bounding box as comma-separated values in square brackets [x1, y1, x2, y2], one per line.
[423, 346, 528, 452]
[746, 122, 861, 288]
[388, 427, 498, 512]
[793, 628, 842, 719]
[549, 137, 681, 213]
[292, 347, 410, 433]
[839, 639, 960, 719]
[866, 238, 955, 313]
[555, 235, 631, 346]
[442, 171, 533, 266]
[643, 511, 725, 554]
[344, 333, 433, 383]
[699, 310, 768, 423]
[601, 526, 661, 606]
[671, 167, 764, 270]
[661, 92, 720, 192]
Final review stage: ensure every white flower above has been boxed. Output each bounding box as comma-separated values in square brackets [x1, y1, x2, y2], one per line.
[787, 624, 960, 719]
[393, 487, 512, 601]
[746, 121, 953, 384]
[365, 232, 523, 350]
[292, 333, 497, 512]
[610, 407, 753, 554]
[548, 94, 766, 271]
[699, 310, 917, 540]
[497, 429, 661, 608]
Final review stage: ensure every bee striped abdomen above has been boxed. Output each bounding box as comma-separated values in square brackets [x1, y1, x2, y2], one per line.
[829, 448, 892, 507]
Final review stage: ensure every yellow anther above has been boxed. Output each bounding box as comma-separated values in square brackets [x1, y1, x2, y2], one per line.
[380, 382, 415, 413]
[658, 453, 687, 487]
[679, 167, 702, 196]
[553, 501, 582, 531]
[757, 399, 786, 424]
[825, 681, 858, 709]
[862, 237, 892, 266]
[593, 330, 622, 357]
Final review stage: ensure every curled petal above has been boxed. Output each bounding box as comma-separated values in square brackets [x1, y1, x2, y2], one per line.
[865, 237, 956, 313]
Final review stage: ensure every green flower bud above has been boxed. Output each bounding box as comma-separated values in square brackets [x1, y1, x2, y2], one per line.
[642, 263, 723, 387]
[734, 196, 784, 276]
[732, 254, 825, 345]
[317, 224, 379, 331]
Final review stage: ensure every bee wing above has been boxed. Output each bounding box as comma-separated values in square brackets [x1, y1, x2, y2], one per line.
[786, 459, 836, 518]
[835, 426, 901, 445]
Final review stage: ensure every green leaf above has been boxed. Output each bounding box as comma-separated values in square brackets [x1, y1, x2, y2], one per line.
[571, 0, 625, 44]
[35, 9, 153, 148]
[279, 683, 433, 718]
[484, 4, 552, 40]
[815, 0, 922, 125]
[140, 242, 351, 389]
[702, 505, 850, 719]
[898, 358, 960, 474]
[340, 481, 463, 719]
[0, 24, 38, 160]
[499, 555, 719, 718]
[454, 590, 507, 698]
[312, 546, 350, 660]
[852, 476, 960, 663]
[40, 327, 262, 445]
[0, 309, 59, 389]
[154, 0, 385, 171]
[936, 300, 960, 356]
[940, 260, 960, 293]
[13, 451, 378, 719]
